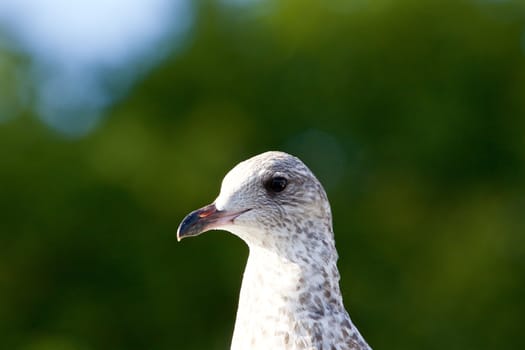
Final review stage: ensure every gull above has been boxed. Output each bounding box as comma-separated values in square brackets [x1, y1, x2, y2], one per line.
[177, 151, 372, 350]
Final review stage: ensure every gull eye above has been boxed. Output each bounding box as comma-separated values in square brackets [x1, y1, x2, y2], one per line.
[265, 176, 288, 193]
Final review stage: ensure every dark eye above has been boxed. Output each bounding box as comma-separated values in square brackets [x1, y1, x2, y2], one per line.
[265, 176, 288, 193]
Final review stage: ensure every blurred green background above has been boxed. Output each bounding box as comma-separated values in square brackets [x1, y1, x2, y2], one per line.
[1, 0, 525, 349]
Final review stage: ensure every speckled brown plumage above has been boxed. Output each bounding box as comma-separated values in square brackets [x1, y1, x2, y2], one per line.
[177, 151, 372, 350]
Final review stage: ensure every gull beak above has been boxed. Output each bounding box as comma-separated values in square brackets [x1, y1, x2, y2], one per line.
[177, 203, 249, 241]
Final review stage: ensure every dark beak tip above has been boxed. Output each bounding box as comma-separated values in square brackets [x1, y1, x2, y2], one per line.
[176, 222, 191, 242]
[177, 203, 218, 242]
[176, 227, 184, 242]
[176, 215, 197, 241]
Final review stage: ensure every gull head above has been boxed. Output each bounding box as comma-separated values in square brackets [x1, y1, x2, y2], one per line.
[177, 151, 333, 254]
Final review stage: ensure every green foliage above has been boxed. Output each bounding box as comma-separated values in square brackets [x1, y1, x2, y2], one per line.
[1, 0, 524, 349]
